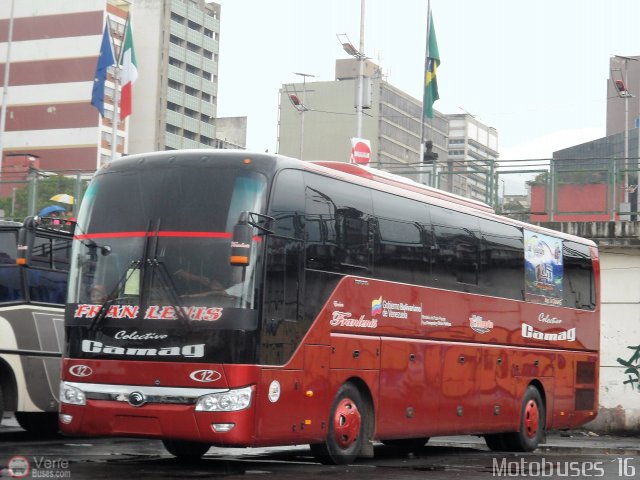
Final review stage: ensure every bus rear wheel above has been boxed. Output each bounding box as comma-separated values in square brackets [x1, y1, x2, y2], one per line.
[162, 439, 210, 461]
[502, 385, 545, 452]
[310, 383, 369, 465]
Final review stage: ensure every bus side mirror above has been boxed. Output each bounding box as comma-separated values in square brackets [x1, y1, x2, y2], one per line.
[230, 212, 252, 266]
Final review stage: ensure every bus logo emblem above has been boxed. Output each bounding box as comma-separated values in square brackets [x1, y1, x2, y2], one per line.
[69, 365, 93, 377]
[128, 391, 146, 407]
[189, 369, 221, 383]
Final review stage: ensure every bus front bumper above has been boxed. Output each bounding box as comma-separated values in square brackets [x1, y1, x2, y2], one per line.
[58, 381, 256, 445]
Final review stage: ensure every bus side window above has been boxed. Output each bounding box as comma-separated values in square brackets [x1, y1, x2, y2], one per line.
[478, 219, 524, 300]
[0, 230, 17, 264]
[372, 190, 431, 286]
[270, 169, 305, 239]
[431, 206, 480, 289]
[563, 241, 596, 310]
[304, 172, 372, 274]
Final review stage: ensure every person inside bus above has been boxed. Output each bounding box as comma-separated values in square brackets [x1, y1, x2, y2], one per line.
[89, 284, 108, 304]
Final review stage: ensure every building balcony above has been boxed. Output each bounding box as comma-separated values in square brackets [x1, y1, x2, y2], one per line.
[184, 70, 202, 91]
[169, 20, 187, 40]
[168, 64, 185, 84]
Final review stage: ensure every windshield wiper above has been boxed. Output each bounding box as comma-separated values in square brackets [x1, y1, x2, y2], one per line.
[146, 218, 192, 330]
[88, 259, 141, 331]
[147, 258, 192, 331]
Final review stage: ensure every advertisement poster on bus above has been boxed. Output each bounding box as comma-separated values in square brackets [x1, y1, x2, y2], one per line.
[524, 230, 563, 306]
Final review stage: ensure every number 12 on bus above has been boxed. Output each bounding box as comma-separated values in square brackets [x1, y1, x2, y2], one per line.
[59, 151, 599, 464]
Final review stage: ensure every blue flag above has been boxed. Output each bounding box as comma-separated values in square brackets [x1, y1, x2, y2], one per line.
[91, 22, 115, 116]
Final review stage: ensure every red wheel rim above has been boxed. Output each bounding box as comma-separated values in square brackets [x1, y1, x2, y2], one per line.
[332, 398, 361, 449]
[523, 399, 540, 439]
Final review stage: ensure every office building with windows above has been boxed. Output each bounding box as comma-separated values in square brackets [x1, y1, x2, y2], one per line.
[0, 0, 128, 174]
[446, 113, 499, 203]
[128, 0, 224, 154]
[277, 59, 448, 185]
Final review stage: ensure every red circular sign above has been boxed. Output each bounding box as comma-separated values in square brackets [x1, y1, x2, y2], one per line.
[352, 141, 371, 164]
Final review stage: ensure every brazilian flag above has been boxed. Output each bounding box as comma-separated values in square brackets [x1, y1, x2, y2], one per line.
[423, 13, 440, 119]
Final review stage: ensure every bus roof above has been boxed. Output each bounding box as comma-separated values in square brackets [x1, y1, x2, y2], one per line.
[308, 161, 495, 214]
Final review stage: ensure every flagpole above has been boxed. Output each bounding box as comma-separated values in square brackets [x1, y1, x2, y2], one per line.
[420, 0, 431, 185]
[0, 0, 16, 182]
[110, 16, 127, 162]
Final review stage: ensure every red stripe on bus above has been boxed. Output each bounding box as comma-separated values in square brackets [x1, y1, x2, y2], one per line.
[75, 232, 262, 242]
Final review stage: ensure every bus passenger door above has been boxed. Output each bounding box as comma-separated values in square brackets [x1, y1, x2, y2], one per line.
[261, 236, 304, 365]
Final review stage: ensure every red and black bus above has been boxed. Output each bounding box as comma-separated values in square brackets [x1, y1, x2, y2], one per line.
[60, 150, 599, 464]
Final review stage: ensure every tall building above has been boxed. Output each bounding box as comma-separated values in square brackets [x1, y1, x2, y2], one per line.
[129, 0, 222, 153]
[278, 59, 448, 184]
[446, 113, 499, 203]
[0, 0, 128, 177]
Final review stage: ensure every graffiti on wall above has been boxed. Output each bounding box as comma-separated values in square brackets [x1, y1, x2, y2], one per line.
[617, 345, 640, 391]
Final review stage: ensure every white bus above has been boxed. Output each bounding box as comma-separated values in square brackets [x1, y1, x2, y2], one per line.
[0, 217, 72, 434]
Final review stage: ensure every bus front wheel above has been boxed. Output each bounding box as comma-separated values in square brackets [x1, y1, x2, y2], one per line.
[162, 439, 210, 461]
[310, 382, 370, 465]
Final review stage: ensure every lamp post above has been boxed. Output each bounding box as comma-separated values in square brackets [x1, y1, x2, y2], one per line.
[293, 72, 315, 160]
[612, 55, 638, 215]
[338, 0, 366, 139]
[0, 0, 16, 183]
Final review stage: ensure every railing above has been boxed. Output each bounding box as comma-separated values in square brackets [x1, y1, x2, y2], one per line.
[380, 156, 640, 223]
[0, 169, 93, 222]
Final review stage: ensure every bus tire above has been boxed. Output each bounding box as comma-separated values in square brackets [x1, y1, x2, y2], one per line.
[0, 384, 4, 425]
[381, 437, 430, 452]
[310, 382, 369, 465]
[484, 433, 508, 451]
[162, 439, 210, 461]
[502, 385, 545, 452]
[15, 412, 59, 435]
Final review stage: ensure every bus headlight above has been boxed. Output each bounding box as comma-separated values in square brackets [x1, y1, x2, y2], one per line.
[195, 386, 252, 412]
[60, 381, 86, 406]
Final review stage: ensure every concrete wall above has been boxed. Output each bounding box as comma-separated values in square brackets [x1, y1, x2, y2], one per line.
[586, 248, 640, 433]
[538, 221, 640, 433]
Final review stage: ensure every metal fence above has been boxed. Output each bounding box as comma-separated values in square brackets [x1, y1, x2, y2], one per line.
[427, 157, 640, 222]
[1, 157, 637, 224]
[0, 169, 93, 222]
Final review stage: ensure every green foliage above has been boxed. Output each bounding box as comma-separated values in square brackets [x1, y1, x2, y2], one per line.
[0, 175, 88, 222]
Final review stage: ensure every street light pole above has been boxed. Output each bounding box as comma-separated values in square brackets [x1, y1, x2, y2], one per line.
[293, 72, 315, 160]
[356, 0, 365, 138]
[0, 0, 16, 182]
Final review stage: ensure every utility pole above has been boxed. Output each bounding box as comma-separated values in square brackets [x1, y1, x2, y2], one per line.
[0, 0, 16, 181]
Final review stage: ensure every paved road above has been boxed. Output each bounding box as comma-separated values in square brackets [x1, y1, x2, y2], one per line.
[1, 414, 639, 479]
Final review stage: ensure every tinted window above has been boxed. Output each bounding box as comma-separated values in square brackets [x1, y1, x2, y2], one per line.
[0, 230, 17, 264]
[304, 172, 372, 274]
[563, 241, 595, 310]
[0, 267, 23, 303]
[269, 169, 305, 239]
[431, 206, 480, 288]
[372, 190, 431, 286]
[27, 269, 67, 304]
[478, 218, 524, 300]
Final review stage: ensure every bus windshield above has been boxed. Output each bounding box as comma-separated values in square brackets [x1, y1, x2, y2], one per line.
[68, 163, 268, 325]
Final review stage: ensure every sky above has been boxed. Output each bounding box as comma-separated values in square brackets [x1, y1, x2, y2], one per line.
[215, 0, 640, 181]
